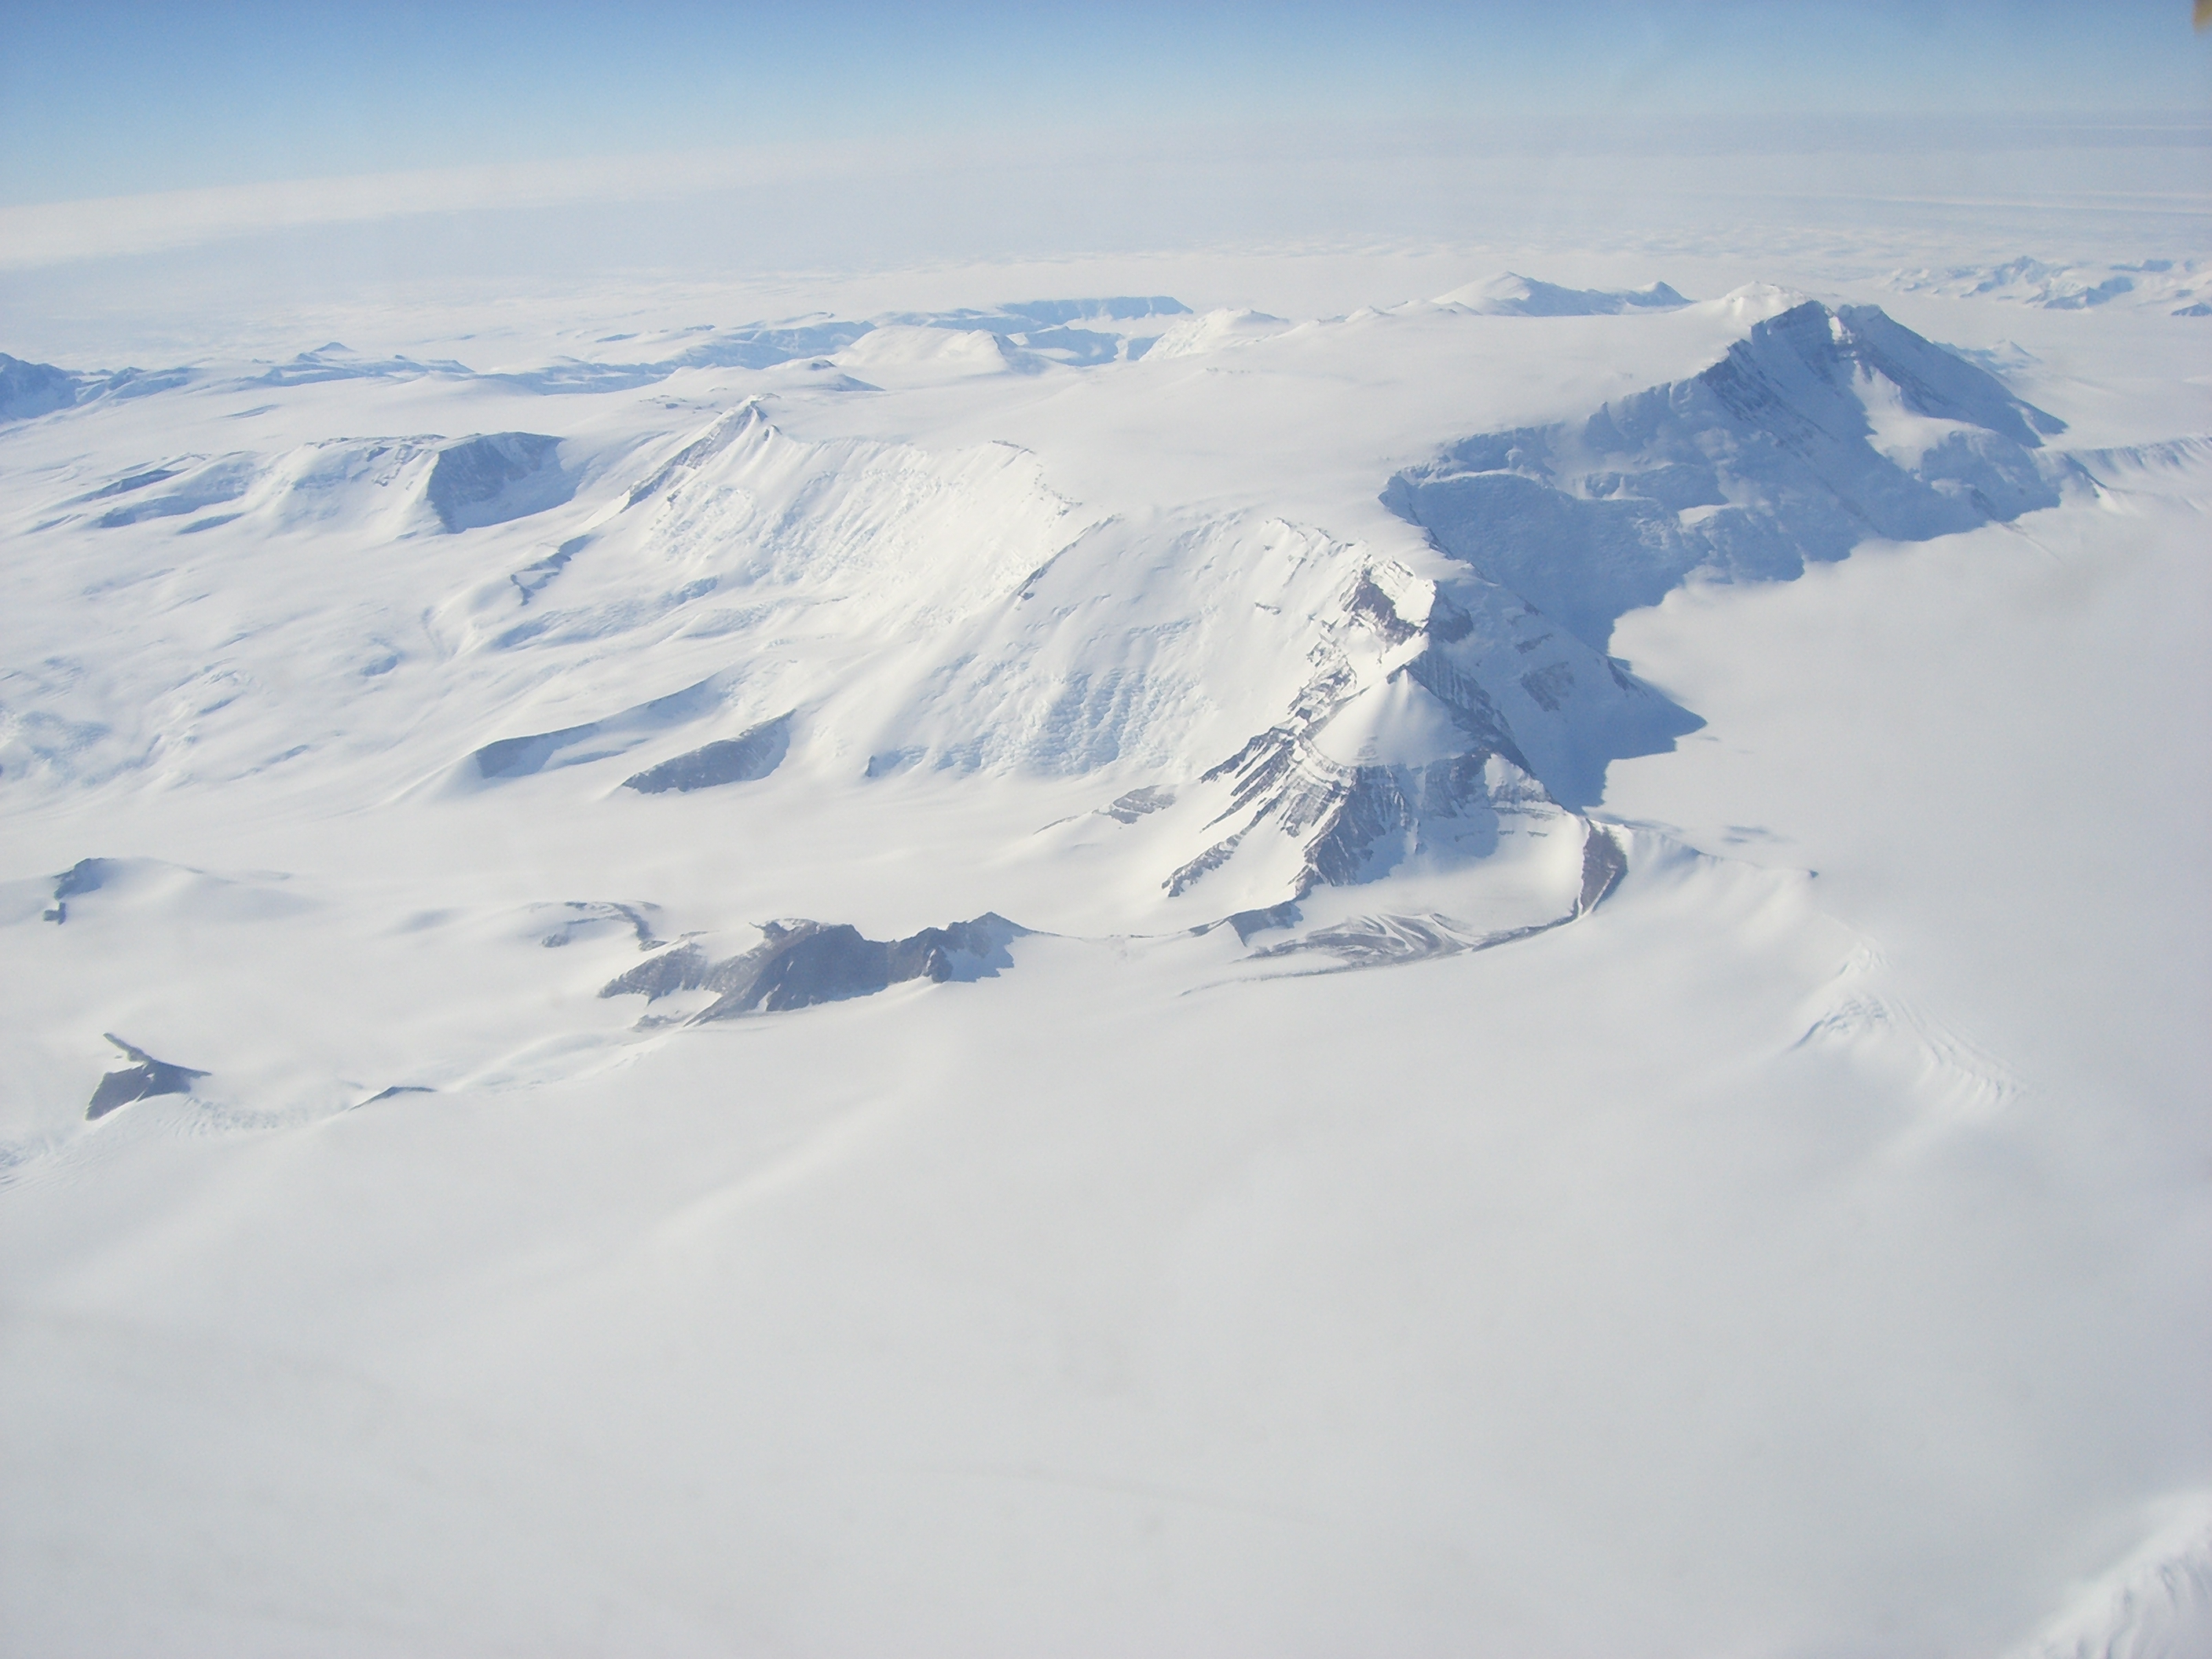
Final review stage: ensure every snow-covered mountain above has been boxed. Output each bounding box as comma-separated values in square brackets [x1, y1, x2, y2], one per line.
[0, 284, 2153, 1064]
[3, 292, 2068, 957]
[2, 262, 2206, 1657]
[1385, 299, 2071, 648]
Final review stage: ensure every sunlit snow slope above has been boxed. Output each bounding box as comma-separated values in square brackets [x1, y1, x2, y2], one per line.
[2, 269, 2207, 1657]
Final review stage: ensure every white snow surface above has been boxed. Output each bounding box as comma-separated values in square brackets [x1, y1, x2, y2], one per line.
[1, 232, 2208, 1657]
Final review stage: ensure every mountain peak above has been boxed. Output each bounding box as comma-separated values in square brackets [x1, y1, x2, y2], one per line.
[1386, 302, 2074, 650]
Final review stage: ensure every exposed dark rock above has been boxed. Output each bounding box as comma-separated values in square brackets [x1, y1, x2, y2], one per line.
[1226, 901, 1302, 943]
[472, 722, 604, 780]
[601, 914, 1026, 1019]
[1252, 913, 1479, 969]
[622, 405, 767, 507]
[599, 943, 715, 1002]
[1166, 832, 1245, 899]
[43, 857, 119, 924]
[87, 1034, 208, 1119]
[1163, 551, 1655, 903]
[1249, 903, 1584, 974]
[1174, 682, 1534, 901]
[1577, 826, 1628, 914]
[621, 713, 792, 794]
[1252, 822, 1629, 973]
[511, 534, 591, 602]
[539, 901, 665, 950]
[710, 922, 895, 1016]
[355, 1086, 434, 1108]
[1342, 572, 1423, 646]
[1104, 785, 1175, 822]
[1520, 661, 1575, 712]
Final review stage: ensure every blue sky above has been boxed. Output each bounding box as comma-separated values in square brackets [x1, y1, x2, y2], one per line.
[2, 1, 2207, 207]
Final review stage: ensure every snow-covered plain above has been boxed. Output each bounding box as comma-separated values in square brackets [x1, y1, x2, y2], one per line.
[2, 159, 2209, 1656]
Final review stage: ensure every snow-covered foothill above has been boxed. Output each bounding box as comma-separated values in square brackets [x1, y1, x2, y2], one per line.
[1436, 271, 1691, 314]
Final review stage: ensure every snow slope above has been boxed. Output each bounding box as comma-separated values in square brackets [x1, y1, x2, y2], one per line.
[1, 249, 2207, 1656]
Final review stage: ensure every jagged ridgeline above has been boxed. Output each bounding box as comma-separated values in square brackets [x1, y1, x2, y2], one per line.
[4, 296, 2091, 1030]
[1081, 301, 2074, 911]
[1383, 300, 2073, 650]
[437, 299, 2076, 942]
[1152, 556, 1683, 909]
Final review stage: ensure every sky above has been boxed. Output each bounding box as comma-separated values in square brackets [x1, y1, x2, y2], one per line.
[2, 1, 2207, 210]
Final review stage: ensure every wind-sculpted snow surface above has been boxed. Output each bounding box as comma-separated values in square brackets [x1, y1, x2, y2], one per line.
[1385, 300, 2071, 647]
[0, 260, 2204, 1657]
[465, 679, 727, 782]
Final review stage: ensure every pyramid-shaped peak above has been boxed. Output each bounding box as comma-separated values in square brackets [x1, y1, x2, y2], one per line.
[1717, 300, 2064, 446]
